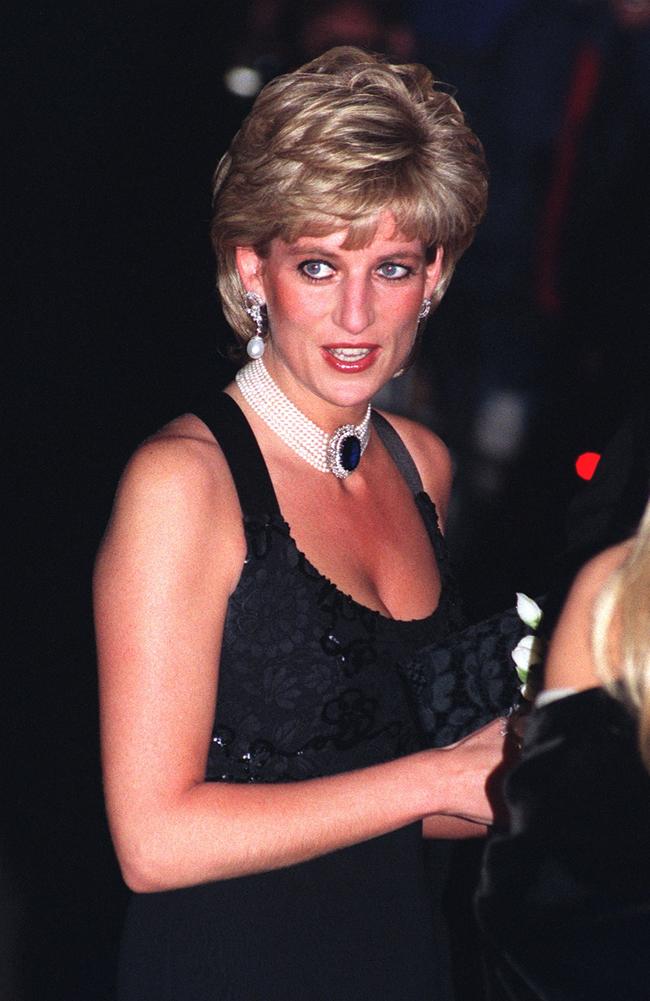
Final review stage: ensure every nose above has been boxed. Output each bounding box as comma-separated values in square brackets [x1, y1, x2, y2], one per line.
[334, 276, 374, 335]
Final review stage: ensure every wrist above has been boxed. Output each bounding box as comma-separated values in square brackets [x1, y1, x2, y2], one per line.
[408, 747, 447, 819]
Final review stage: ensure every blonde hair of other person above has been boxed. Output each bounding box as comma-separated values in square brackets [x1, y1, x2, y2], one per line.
[592, 498, 650, 771]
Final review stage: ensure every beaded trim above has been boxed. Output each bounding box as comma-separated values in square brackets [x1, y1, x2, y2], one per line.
[236, 359, 372, 478]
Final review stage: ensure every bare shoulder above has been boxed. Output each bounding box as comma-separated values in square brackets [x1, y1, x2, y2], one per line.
[109, 414, 237, 523]
[567, 541, 631, 606]
[544, 541, 631, 692]
[95, 412, 244, 592]
[375, 410, 453, 524]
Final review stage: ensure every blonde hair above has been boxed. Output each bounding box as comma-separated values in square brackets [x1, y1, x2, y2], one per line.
[211, 46, 488, 347]
[593, 498, 650, 770]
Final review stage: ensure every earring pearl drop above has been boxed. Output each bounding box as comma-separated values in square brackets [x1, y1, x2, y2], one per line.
[244, 291, 267, 359]
[246, 334, 265, 359]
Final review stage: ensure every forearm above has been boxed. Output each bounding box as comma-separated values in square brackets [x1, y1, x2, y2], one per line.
[422, 815, 489, 839]
[108, 715, 505, 891]
[110, 750, 436, 892]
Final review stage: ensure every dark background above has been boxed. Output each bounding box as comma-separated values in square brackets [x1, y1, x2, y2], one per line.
[9, 8, 240, 998]
[7, 3, 648, 998]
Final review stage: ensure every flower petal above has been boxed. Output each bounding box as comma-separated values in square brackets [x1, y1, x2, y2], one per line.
[512, 634, 545, 682]
[516, 592, 543, 630]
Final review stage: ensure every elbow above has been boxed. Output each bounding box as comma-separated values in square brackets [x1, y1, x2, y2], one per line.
[113, 826, 185, 894]
[112, 815, 231, 892]
[117, 840, 170, 894]
[120, 861, 165, 895]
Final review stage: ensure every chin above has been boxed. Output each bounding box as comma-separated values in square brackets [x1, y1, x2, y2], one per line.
[322, 376, 383, 410]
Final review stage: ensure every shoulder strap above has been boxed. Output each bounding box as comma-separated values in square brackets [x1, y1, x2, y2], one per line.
[191, 396, 421, 510]
[371, 411, 424, 495]
[191, 392, 281, 518]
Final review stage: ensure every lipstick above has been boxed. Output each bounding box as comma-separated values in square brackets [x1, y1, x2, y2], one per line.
[321, 344, 379, 373]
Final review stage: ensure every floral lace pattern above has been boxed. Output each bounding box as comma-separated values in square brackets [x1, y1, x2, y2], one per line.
[206, 497, 461, 783]
[400, 606, 525, 747]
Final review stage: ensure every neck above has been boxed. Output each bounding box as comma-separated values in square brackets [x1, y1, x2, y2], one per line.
[235, 358, 372, 479]
[266, 358, 370, 432]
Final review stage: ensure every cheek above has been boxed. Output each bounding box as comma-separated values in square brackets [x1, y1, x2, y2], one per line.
[393, 291, 424, 329]
[266, 277, 310, 321]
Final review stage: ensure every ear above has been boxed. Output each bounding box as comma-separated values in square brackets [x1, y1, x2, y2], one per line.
[235, 246, 265, 298]
[424, 245, 444, 299]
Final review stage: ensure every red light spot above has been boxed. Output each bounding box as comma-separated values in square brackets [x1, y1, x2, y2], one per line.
[575, 452, 601, 480]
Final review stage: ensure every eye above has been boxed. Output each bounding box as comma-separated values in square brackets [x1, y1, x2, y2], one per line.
[299, 260, 335, 280]
[377, 262, 412, 280]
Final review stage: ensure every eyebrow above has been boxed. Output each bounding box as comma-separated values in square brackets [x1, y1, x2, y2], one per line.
[285, 245, 424, 261]
[284, 246, 336, 257]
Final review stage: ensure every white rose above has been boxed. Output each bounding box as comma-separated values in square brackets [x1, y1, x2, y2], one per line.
[515, 592, 543, 630]
[512, 634, 545, 686]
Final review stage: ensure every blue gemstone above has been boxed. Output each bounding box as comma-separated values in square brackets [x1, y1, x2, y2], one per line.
[340, 435, 361, 471]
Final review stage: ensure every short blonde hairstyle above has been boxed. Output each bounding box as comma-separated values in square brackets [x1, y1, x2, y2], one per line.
[211, 46, 488, 347]
[593, 497, 650, 771]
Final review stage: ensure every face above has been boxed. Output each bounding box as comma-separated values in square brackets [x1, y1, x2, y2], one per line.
[236, 211, 443, 422]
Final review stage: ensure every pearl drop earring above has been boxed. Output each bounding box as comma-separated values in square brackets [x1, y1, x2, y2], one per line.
[244, 291, 267, 359]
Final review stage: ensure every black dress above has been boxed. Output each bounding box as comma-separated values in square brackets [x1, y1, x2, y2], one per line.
[116, 395, 481, 1001]
[476, 687, 650, 1001]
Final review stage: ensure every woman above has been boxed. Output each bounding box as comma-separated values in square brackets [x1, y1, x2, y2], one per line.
[477, 498, 650, 1000]
[95, 47, 507, 1000]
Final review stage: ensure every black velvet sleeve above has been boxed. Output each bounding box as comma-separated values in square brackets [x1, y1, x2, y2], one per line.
[398, 605, 526, 748]
[476, 688, 650, 1001]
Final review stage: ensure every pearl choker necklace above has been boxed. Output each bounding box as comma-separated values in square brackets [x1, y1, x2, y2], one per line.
[236, 359, 372, 478]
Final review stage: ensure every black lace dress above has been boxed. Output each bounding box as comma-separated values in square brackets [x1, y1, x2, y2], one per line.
[116, 395, 513, 1001]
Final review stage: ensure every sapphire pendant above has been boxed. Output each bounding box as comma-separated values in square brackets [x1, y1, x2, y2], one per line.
[327, 425, 364, 478]
[340, 435, 361, 471]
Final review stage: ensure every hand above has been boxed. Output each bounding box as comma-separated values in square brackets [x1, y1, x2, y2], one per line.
[434, 717, 509, 827]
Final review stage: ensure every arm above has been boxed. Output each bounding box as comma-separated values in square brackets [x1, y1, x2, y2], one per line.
[95, 425, 505, 893]
[423, 719, 511, 839]
[423, 817, 488, 838]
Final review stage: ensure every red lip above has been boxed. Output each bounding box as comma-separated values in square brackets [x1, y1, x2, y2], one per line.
[321, 345, 379, 373]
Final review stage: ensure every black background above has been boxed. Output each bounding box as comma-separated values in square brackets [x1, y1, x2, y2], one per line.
[9, 7, 241, 998]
